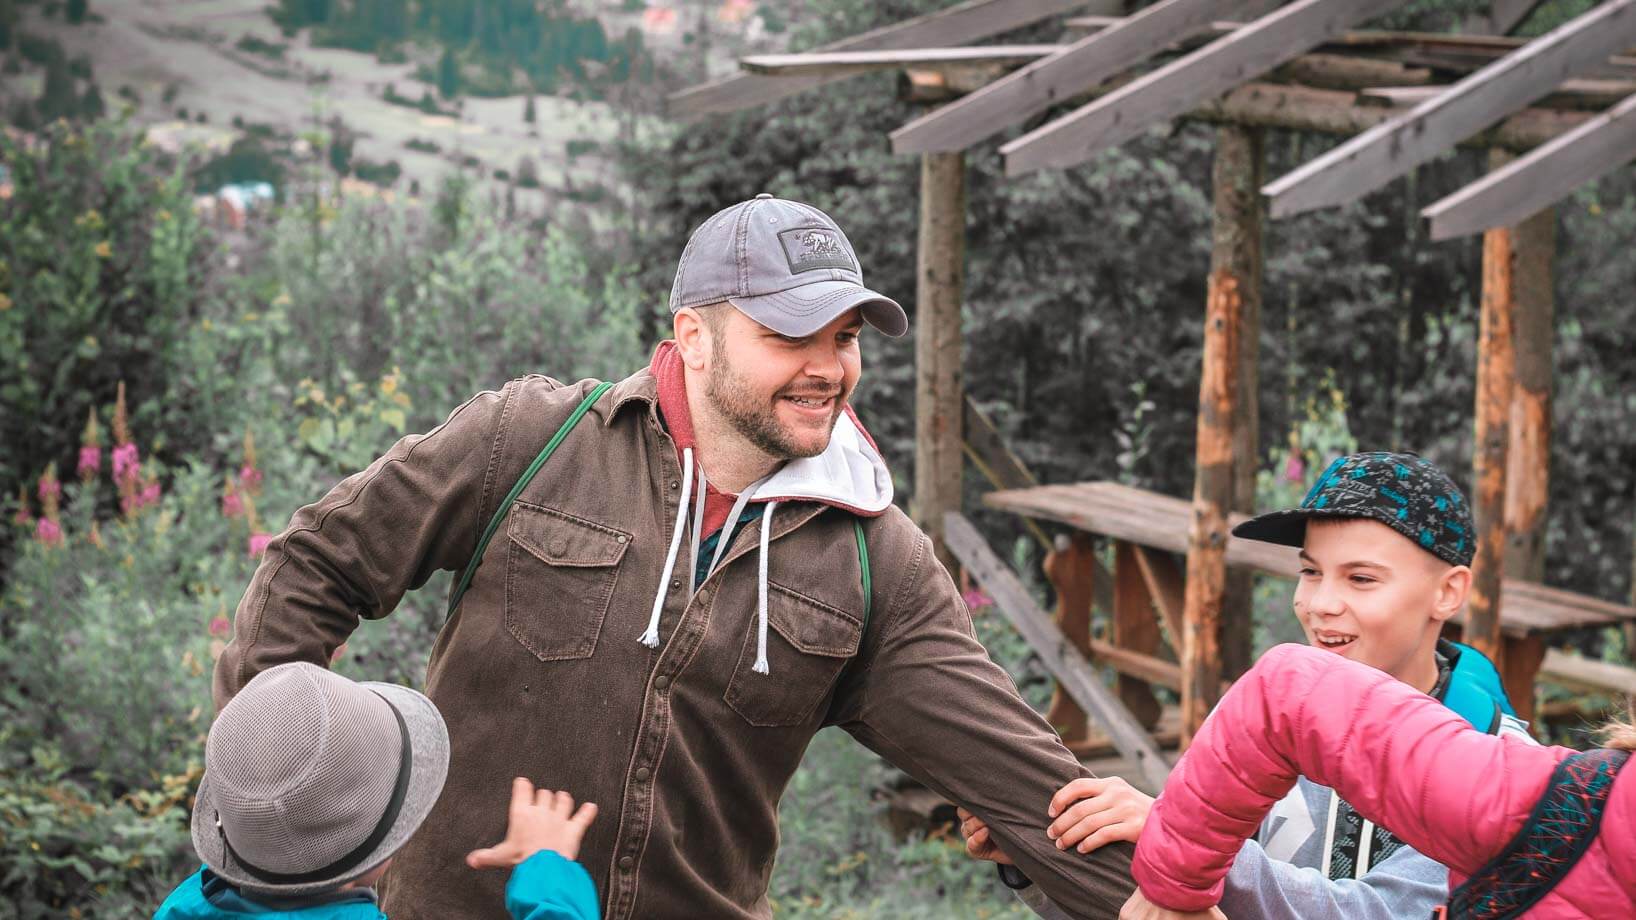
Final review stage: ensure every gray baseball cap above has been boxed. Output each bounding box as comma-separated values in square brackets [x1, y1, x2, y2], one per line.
[191, 662, 450, 896]
[669, 194, 908, 338]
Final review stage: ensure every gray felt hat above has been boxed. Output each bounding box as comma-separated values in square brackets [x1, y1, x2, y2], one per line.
[668, 194, 908, 338]
[191, 662, 450, 897]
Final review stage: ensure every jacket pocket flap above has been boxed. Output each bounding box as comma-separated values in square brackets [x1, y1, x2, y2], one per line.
[766, 583, 861, 658]
[507, 502, 630, 568]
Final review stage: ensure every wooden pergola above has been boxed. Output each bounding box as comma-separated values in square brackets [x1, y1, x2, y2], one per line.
[671, 0, 1636, 760]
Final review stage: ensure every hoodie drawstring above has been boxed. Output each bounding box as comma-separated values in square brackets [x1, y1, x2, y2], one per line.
[641, 447, 695, 648]
[752, 501, 779, 674]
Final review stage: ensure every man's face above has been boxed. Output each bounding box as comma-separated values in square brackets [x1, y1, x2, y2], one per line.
[701, 306, 863, 460]
[1292, 518, 1461, 686]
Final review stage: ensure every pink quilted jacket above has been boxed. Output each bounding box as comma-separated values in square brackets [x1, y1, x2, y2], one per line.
[1133, 643, 1635, 917]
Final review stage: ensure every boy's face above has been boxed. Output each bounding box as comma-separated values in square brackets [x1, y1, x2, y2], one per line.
[1293, 518, 1470, 691]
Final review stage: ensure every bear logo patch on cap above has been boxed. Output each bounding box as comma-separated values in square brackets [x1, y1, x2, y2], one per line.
[778, 227, 855, 274]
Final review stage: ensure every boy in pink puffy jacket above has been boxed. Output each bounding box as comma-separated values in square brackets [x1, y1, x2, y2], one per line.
[963, 452, 1530, 919]
[1130, 643, 1633, 919]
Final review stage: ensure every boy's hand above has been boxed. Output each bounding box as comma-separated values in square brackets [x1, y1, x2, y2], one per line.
[466, 777, 598, 870]
[955, 806, 1013, 865]
[1048, 777, 1154, 853]
[1119, 889, 1227, 920]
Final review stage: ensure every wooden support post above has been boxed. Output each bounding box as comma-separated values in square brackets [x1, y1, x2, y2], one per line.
[1114, 542, 1164, 730]
[1500, 200, 1553, 720]
[1043, 534, 1097, 742]
[1215, 124, 1264, 682]
[913, 152, 966, 568]
[1181, 242, 1246, 745]
[1470, 148, 1518, 674]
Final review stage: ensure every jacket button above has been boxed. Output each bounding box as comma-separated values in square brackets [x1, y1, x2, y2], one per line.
[671, 579, 681, 589]
[616, 534, 628, 544]
[671, 480, 680, 490]
[635, 766, 650, 781]
[618, 856, 634, 871]
[654, 675, 671, 691]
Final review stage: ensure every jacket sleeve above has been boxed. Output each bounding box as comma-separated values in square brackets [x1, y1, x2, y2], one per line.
[505, 851, 602, 920]
[213, 380, 524, 708]
[833, 528, 1135, 920]
[1133, 643, 1567, 912]
[1219, 837, 1448, 920]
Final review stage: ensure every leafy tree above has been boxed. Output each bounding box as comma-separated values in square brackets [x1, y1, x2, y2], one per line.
[523, 91, 536, 124]
[436, 47, 459, 98]
[79, 82, 103, 119]
[65, 0, 87, 24]
[35, 53, 77, 122]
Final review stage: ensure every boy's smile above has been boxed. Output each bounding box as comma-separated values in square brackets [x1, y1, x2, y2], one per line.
[1293, 518, 1470, 694]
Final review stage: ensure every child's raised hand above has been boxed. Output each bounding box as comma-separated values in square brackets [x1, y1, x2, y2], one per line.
[466, 777, 598, 870]
[1047, 777, 1154, 854]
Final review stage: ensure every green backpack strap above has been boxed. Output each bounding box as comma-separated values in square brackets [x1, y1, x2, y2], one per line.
[446, 381, 613, 620]
[854, 517, 871, 633]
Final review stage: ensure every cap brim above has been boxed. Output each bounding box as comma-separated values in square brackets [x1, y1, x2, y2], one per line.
[1231, 506, 1387, 548]
[192, 682, 450, 897]
[730, 280, 908, 338]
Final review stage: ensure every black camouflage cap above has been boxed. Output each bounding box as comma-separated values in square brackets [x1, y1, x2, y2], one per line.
[1233, 451, 1475, 566]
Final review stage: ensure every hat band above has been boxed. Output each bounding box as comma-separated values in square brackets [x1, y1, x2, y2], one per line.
[219, 691, 413, 886]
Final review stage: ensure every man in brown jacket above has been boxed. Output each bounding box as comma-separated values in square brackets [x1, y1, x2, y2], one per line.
[215, 195, 1137, 918]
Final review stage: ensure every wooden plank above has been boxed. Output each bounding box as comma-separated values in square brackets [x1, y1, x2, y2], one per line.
[1000, 0, 1411, 176]
[1132, 544, 1187, 648]
[1090, 639, 1183, 693]
[1424, 93, 1636, 240]
[1264, 0, 1636, 217]
[891, 0, 1257, 155]
[1469, 175, 1517, 671]
[739, 45, 1064, 78]
[667, 0, 1098, 119]
[963, 397, 1051, 552]
[1503, 206, 1554, 583]
[1538, 648, 1636, 697]
[1044, 535, 1099, 741]
[913, 152, 967, 568]
[946, 513, 1173, 789]
[1113, 542, 1164, 729]
[1178, 254, 1249, 746]
[1361, 78, 1636, 111]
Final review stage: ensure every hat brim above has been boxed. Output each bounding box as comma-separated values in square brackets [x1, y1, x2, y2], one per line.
[730, 280, 908, 338]
[192, 681, 450, 898]
[1231, 506, 1388, 549]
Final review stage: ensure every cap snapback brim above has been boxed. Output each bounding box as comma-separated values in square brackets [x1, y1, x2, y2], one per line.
[1231, 506, 1394, 549]
[730, 280, 908, 338]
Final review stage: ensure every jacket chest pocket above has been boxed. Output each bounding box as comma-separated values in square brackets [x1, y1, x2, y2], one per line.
[724, 583, 862, 727]
[504, 502, 630, 661]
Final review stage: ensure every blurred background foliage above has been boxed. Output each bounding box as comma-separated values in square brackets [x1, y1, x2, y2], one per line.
[4, 0, 1636, 915]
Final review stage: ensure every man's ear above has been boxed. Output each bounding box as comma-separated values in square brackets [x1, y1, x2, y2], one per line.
[673, 307, 711, 371]
[1431, 564, 1472, 624]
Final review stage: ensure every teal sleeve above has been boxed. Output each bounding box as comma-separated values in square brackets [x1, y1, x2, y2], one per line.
[504, 851, 601, 920]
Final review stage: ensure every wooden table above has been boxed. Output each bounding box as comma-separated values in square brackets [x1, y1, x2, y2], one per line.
[984, 480, 1636, 724]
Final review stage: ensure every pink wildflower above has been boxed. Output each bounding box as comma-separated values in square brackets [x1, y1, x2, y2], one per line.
[238, 464, 263, 495]
[1283, 452, 1306, 484]
[12, 496, 31, 526]
[37, 474, 60, 503]
[140, 479, 161, 508]
[208, 615, 232, 637]
[112, 442, 140, 484]
[77, 445, 101, 479]
[35, 517, 63, 546]
[221, 486, 244, 518]
[961, 586, 993, 611]
[120, 492, 138, 516]
[247, 532, 273, 557]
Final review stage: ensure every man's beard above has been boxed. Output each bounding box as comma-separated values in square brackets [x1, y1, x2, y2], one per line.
[704, 341, 845, 460]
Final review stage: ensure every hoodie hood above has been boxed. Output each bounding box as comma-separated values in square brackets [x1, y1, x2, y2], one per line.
[639, 342, 893, 674]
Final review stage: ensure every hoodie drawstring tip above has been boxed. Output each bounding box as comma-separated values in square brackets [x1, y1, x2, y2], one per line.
[751, 655, 769, 675]
[638, 628, 660, 649]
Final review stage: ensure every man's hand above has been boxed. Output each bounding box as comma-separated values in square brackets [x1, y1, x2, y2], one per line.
[1047, 777, 1154, 854]
[466, 778, 598, 869]
[955, 806, 1013, 866]
[1119, 889, 1227, 920]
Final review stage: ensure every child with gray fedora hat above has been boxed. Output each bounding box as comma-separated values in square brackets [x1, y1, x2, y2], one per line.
[156, 662, 600, 919]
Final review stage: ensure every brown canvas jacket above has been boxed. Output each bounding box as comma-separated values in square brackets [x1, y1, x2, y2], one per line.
[214, 369, 1136, 919]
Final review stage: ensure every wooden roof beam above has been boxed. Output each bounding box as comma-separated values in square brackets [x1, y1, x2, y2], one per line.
[666, 0, 1104, 120]
[1422, 91, 1636, 239]
[1360, 78, 1636, 111]
[890, 0, 1264, 156]
[739, 46, 1064, 79]
[1000, 0, 1415, 176]
[1264, 0, 1636, 218]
